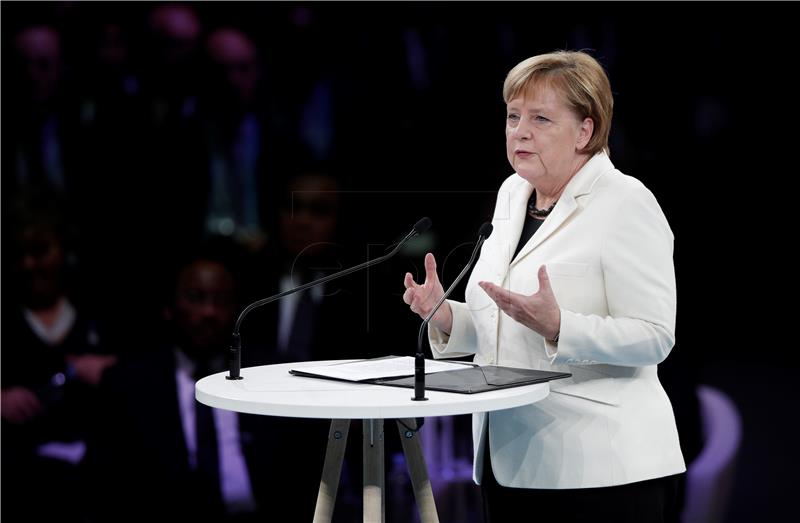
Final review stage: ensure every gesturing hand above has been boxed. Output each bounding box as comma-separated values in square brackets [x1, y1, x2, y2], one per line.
[478, 265, 561, 341]
[402, 253, 453, 334]
[1, 386, 43, 424]
[66, 354, 118, 386]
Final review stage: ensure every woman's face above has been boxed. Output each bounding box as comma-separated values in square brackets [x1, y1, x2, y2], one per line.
[505, 83, 591, 185]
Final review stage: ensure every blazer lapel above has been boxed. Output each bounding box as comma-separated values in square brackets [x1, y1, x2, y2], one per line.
[510, 153, 613, 268]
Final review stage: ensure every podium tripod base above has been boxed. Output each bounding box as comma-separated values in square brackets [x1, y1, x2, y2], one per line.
[312, 418, 440, 523]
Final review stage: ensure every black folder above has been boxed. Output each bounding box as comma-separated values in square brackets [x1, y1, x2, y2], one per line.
[374, 364, 571, 394]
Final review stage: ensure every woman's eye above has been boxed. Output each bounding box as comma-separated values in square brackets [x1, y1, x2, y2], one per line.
[506, 114, 520, 122]
[535, 115, 550, 122]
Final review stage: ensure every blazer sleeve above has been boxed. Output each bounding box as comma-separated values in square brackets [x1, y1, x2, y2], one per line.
[546, 183, 677, 367]
[428, 299, 479, 359]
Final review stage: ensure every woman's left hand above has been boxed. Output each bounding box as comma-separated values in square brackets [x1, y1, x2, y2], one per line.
[479, 265, 561, 341]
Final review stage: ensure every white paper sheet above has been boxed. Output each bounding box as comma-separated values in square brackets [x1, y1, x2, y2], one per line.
[291, 356, 469, 382]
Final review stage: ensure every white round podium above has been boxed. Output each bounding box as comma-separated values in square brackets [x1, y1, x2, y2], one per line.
[196, 360, 549, 419]
[196, 361, 550, 523]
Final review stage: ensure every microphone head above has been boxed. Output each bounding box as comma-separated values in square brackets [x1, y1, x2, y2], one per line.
[478, 222, 493, 239]
[414, 217, 433, 234]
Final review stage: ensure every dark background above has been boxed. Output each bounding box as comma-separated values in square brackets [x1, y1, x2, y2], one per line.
[2, 2, 793, 521]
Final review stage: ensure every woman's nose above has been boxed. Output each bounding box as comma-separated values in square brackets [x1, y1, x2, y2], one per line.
[510, 120, 532, 140]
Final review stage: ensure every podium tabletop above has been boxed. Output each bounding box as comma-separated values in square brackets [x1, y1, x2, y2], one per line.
[196, 360, 549, 419]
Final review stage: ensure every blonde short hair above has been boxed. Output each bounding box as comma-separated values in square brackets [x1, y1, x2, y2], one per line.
[503, 51, 613, 156]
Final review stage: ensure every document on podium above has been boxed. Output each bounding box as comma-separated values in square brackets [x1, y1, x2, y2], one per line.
[289, 356, 470, 382]
[375, 364, 571, 394]
[290, 357, 571, 393]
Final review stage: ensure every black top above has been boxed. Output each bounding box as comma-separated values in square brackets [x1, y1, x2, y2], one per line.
[512, 206, 546, 260]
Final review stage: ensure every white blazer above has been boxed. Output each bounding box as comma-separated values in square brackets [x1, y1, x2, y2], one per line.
[429, 152, 686, 489]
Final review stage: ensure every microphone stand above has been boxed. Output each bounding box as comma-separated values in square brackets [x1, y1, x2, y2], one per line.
[413, 223, 492, 400]
[227, 218, 432, 380]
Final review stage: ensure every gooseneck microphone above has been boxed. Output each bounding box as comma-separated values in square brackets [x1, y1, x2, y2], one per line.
[227, 217, 432, 380]
[413, 222, 493, 400]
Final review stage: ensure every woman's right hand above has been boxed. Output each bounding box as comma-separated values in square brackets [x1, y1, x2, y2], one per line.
[402, 253, 453, 334]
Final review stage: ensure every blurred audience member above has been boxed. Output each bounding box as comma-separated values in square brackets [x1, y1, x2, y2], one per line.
[3, 25, 85, 202]
[200, 27, 269, 248]
[138, 3, 204, 246]
[153, 25, 291, 256]
[1, 192, 117, 523]
[142, 3, 202, 128]
[282, 4, 337, 162]
[83, 239, 272, 523]
[257, 170, 373, 363]
[79, 17, 141, 125]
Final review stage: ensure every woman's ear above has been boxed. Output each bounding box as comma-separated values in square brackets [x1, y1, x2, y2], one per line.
[576, 117, 594, 151]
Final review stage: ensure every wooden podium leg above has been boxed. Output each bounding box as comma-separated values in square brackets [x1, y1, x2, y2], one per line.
[363, 419, 385, 523]
[313, 419, 351, 523]
[396, 419, 440, 523]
